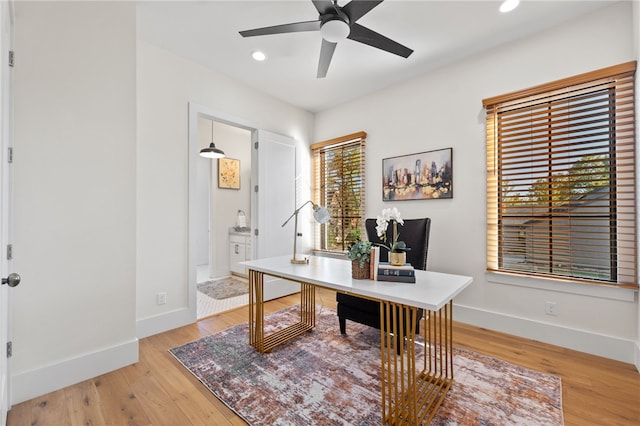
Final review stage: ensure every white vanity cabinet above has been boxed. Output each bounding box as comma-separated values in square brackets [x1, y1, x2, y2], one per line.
[229, 232, 252, 277]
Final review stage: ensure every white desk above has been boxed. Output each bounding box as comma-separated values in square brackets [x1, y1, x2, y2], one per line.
[243, 255, 473, 425]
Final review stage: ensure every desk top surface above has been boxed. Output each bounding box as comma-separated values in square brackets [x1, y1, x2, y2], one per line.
[242, 255, 472, 311]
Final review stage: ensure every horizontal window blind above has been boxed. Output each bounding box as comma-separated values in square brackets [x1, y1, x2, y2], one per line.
[311, 132, 366, 252]
[483, 62, 637, 287]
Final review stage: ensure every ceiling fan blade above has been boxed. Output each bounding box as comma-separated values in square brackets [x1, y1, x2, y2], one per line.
[317, 39, 337, 78]
[342, 1, 383, 23]
[347, 23, 413, 58]
[239, 20, 321, 37]
[311, 0, 336, 15]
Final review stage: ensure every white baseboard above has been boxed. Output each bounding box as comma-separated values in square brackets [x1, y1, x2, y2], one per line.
[136, 306, 195, 339]
[12, 338, 139, 405]
[454, 304, 636, 364]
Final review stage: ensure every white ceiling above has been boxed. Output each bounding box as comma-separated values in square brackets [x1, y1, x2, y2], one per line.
[137, 0, 615, 113]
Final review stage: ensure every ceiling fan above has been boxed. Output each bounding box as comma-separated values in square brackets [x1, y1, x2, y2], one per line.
[239, 0, 413, 78]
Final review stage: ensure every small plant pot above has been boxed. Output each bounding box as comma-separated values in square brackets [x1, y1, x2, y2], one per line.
[389, 252, 406, 266]
[351, 260, 370, 279]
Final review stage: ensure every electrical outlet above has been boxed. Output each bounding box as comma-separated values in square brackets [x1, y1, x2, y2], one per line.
[157, 292, 167, 305]
[544, 301, 557, 316]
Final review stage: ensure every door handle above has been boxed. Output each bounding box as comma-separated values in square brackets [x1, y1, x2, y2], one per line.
[2, 272, 21, 288]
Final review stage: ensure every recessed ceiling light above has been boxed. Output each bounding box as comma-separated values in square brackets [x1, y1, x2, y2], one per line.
[251, 50, 267, 61]
[499, 0, 520, 13]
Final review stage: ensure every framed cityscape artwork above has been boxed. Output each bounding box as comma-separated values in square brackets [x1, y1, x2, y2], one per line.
[218, 158, 240, 189]
[382, 148, 453, 201]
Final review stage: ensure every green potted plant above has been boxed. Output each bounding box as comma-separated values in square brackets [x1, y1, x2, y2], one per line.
[347, 240, 372, 279]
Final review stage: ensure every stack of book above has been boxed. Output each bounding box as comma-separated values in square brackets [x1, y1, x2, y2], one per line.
[377, 261, 416, 283]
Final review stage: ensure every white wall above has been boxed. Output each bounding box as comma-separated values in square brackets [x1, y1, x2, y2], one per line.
[136, 40, 314, 337]
[315, 2, 638, 363]
[12, 1, 138, 403]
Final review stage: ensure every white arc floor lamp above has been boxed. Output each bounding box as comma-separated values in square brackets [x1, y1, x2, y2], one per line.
[282, 200, 330, 264]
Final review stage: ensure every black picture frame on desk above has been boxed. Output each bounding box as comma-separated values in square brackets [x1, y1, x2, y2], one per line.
[382, 147, 453, 201]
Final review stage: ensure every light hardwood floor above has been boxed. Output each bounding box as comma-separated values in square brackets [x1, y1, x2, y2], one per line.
[7, 288, 640, 425]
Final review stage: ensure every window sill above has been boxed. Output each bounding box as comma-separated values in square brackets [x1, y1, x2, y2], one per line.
[486, 271, 637, 302]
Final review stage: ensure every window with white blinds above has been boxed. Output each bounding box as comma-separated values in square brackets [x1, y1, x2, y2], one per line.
[311, 131, 366, 253]
[483, 62, 637, 287]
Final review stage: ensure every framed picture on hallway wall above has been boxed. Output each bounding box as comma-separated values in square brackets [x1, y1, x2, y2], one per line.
[218, 158, 240, 190]
[382, 148, 453, 201]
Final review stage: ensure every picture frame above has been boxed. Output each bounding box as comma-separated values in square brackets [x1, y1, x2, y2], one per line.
[218, 158, 240, 190]
[382, 148, 453, 201]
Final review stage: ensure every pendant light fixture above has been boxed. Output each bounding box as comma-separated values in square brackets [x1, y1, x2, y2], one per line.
[199, 121, 225, 159]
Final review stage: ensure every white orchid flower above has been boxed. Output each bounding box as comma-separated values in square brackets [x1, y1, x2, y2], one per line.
[374, 207, 406, 252]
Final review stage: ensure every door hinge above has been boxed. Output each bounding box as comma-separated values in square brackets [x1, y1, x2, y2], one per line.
[6, 342, 12, 358]
[254, 142, 259, 150]
[254, 185, 258, 193]
[8, 50, 14, 68]
[7, 147, 13, 163]
[254, 229, 259, 236]
[6, 244, 12, 260]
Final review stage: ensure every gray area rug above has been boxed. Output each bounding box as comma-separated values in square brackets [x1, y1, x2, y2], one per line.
[197, 277, 249, 300]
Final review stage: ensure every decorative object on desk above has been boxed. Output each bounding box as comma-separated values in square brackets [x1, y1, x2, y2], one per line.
[377, 274, 416, 283]
[377, 261, 415, 283]
[382, 147, 453, 201]
[282, 200, 330, 264]
[378, 261, 414, 274]
[347, 240, 372, 279]
[218, 157, 240, 189]
[170, 306, 563, 426]
[369, 246, 380, 280]
[375, 207, 410, 266]
[389, 251, 406, 266]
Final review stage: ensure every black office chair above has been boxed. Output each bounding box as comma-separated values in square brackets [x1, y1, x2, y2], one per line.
[336, 218, 431, 335]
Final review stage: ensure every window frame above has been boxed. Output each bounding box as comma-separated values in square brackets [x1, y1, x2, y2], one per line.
[483, 62, 637, 288]
[311, 131, 366, 254]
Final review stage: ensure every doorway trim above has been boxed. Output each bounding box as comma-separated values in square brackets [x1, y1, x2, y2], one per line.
[187, 102, 258, 319]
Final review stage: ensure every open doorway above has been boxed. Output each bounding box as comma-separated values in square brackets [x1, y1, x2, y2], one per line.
[188, 103, 301, 323]
[196, 117, 252, 319]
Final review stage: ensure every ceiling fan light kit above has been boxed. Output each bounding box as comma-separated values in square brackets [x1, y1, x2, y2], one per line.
[239, 0, 413, 78]
[320, 16, 350, 43]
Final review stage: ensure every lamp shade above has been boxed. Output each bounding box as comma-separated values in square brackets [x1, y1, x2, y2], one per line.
[312, 205, 331, 224]
[200, 143, 225, 159]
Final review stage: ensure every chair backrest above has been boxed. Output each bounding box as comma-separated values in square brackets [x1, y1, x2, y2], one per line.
[365, 218, 431, 270]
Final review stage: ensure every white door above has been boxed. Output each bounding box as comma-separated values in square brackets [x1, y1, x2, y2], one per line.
[251, 130, 300, 301]
[0, 2, 15, 424]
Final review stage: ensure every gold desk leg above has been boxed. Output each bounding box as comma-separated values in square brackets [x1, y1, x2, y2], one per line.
[380, 300, 454, 425]
[248, 269, 264, 351]
[248, 269, 316, 353]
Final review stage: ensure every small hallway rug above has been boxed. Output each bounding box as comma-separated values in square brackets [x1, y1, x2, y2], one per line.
[170, 306, 563, 425]
[197, 276, 249, 300]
